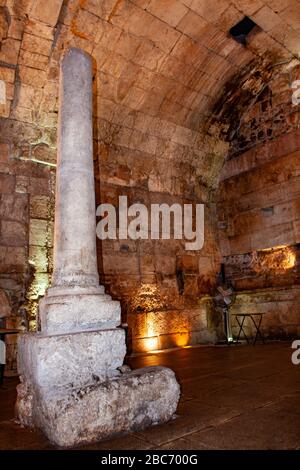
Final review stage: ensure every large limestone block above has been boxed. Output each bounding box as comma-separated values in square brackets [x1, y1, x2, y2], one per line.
[18, 328, 126, 390]
[39, 286, 121, 333]
[18, 367, 180, 448]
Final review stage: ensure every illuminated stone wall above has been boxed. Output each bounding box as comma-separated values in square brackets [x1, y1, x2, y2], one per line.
[230, 286, 300, 339]
[228, 63, 300, 159]
[218, 134, 300, 338]
[0, 0, 59, 372]
[215, 55, 300, 340]
[96, 137, 225, 352]
[1, 0, 300, 357]
[0, 143, 55, 374]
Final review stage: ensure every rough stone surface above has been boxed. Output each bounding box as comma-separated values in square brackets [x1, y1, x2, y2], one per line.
[52, 47, 99, 290]
[39, 289, 121, 333]
[18, 328, 126, 390]
[1, 0, 300, 358]
[15, 46, 181, 449]
[230, 286, 300, 339]
[0, 0, 299, 450]
[217, 130, 300, 339]
[17, 366, 180, 448]
[0, 289, 11, 317]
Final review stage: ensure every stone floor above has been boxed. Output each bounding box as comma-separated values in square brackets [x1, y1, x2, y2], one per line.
[1, 341, 300, 450]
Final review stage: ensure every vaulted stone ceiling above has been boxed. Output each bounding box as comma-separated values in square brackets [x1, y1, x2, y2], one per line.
[1, 0, 300, 360]
[1, 0, 300, 191]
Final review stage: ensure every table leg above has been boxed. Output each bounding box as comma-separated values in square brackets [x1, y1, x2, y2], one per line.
[251, 315, 265, 345]
[236, 316, 250, 344]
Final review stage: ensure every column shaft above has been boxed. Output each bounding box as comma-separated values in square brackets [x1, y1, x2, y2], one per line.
[52, 48, 99, 288]
[39, 48, 121, 334]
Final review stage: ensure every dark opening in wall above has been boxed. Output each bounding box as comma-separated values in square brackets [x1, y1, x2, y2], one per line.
[230, 16, 257, 45]
[261, 206, 275, 216]
[176, 269, 184, 296]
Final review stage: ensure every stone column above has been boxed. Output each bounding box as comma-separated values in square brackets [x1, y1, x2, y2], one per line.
[39, 48, 120, 334]
[52, 48, 99, 289]
[16, 48, 180, 448]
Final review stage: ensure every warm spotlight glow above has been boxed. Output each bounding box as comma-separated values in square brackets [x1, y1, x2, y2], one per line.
[131, 283, 166, 313]
[282, 248, 296, 269]
[143, 336, 159, 352]
[24, 266, 51, 331]
[253, 246, 296, 273]
[173, 332, 189, 347]
[134, 283, 195, 352]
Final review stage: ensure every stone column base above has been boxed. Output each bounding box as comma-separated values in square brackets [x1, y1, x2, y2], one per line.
[18, 328, 126, 390]
[16, 366, 180, 448]
[39, 286, 121, 334]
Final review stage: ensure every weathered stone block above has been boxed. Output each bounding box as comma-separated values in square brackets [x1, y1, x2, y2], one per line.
[0, 288, 11, 316]
[0, 38, 21, 65]
[0, 194, 28, 222]
[30, 195, 50, 219]
[28, 245, 48, 273]
[83, 0, 118, 21]
[25, 19, 54, 41]
[22, 33, 52, 56]
[17, 366, 180, 448]
[73, 8, 99, 42]
[0, 174, 15, 193]
[0, 66, 15, 83]
[18, 328, 126, 390]
[32, 143, 56, 164]
[15, 176, 30, 194]
[155, 255, 176, 275]
[29, 218, 48, 246]
[0, 220, 27, 245]
[19, 50, 49, 70]
[39, 288, 122, 333]
[147, 0, 188, 28]
[8, 16, 24, 40]
[31, 0, 64, 27]
[0, 246, 27, 272]
[19, 65, 47, 88]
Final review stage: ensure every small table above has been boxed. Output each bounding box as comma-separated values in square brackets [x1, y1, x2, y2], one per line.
[233, 313, 266, 346]
[0, 328, 19, 385]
